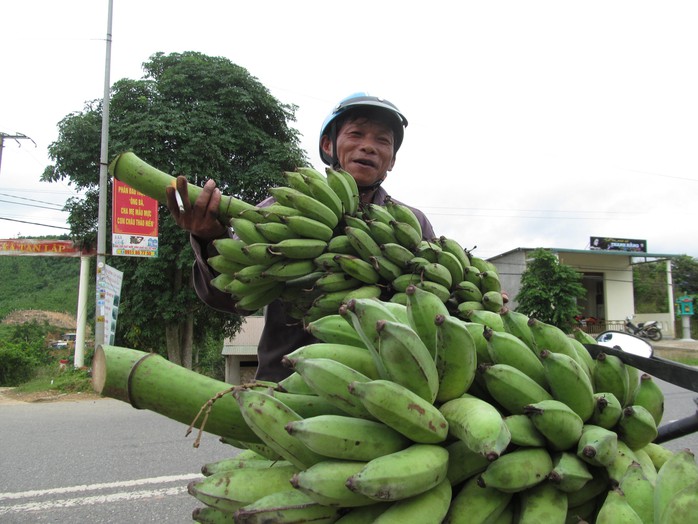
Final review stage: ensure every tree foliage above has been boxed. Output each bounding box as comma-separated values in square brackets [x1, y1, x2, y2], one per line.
[41, 52, 307, 367]
[672, 255, 698, 296]
[514, 248, 587, 332]
[632, 262, 669, 314]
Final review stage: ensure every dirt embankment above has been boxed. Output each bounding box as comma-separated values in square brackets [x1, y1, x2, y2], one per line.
[2, 309, 77, 329]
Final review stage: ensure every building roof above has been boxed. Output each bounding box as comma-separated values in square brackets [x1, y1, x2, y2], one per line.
[488, 247, 683, 262]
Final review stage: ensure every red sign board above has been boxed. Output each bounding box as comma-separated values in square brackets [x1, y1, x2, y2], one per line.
[112, 179, 159, 257]
[0, 239, 93, 257]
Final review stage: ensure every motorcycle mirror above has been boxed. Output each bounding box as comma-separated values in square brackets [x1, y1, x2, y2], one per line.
[595, 331, 653, 358]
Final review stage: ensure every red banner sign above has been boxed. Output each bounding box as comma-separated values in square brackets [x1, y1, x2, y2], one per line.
[0, 239, 94, 257]
[112, 179, 159, 257]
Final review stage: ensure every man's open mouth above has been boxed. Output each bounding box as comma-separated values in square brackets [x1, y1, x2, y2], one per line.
[354, 158, 376, 168]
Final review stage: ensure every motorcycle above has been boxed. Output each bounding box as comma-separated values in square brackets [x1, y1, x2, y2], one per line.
[624, 315, 662, 341]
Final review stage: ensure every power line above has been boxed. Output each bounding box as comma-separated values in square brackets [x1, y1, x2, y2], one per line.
[0, 198, 65, 211]
[0, 216, 70, 230]
[0, 192, 67, 208]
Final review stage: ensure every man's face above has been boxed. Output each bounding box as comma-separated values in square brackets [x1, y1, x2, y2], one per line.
[322, 117, 396, 188]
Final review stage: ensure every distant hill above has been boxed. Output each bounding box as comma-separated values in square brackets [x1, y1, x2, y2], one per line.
[0, 255, 87, 323]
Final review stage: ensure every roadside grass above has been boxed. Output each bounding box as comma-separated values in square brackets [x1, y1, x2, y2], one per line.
[14, 366, 92, 394]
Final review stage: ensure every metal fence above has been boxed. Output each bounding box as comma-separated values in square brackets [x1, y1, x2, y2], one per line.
[577, 320, 626, 334]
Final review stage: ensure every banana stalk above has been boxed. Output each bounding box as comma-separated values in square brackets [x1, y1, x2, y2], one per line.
[92, 344, 261, 443]
[108, 151, 256, 222]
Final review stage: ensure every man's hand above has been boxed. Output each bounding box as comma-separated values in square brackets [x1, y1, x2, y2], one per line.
[165, 176, 228, 240]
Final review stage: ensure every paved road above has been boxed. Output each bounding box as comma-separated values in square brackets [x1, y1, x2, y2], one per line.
[1, 375, 698, 523]
[0, 397, 240, 523]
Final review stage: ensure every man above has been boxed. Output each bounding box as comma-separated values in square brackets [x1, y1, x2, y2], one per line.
[166, 93, 435, 381]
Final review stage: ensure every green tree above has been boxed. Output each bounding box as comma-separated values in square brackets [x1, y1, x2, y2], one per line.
[42, 51, 307, 368]
[632, 262, 669, 314]
[672, 254, 698, 295]
[514, 248, 587, 332]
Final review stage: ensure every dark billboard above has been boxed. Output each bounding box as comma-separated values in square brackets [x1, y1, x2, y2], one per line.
[590, 237, 647, 253]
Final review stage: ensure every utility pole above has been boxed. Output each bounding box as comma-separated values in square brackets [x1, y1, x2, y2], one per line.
[0, 132, 36, 176]
[95, 0, 114, 351]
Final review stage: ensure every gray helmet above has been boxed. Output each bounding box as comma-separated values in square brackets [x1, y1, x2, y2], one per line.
[319, 92, 408, 166]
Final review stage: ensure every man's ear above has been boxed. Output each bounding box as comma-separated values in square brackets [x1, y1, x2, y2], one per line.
[388, 154, 396, 172]
[320, 135, 333, 158]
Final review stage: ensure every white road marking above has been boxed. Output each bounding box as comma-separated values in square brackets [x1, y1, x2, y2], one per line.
[0, 473, 201, 514]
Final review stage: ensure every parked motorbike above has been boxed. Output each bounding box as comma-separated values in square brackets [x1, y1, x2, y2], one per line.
[590, 331, 696, 443]
[624, 314, 662, 341]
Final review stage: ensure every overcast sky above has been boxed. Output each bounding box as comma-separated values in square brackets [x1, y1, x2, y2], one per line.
[1, 0, 697, 259]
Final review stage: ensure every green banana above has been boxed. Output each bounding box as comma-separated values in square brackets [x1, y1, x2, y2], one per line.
[504, 414, 547, 448]
[326, 166, 359, 216]
[213, 238, 256, 265]
[659, 481, 698, 524]
[477, 447, 554, 493]
[453, 280, 483, 303]
[369, 255, 404, 281]
[372, 479, 451, 524]
[303, 172, 344, 222]
[346, 444, 450, 501]
[313, 271, 361, 293]
[458, 309, 505, 332]
[642, 442, 674, 471]
[233, 387, 326, 469]
[618, 461, 655, 524]
[284, 357, 374, 419]
[433, 313, 478, 402]
[654, 448, 698, 524]
[445, 474, 512, 524]
[269, 186, 339, 229]
[374, 319, 439, 403]
[437, 236, 471, 272]
[290, 460, 377, 507]
[333, 503, 392, 523]
[200, 456, 292, 477]
[210, 273, 234, 293]
[187, 463, 300, 514]
[234, 282, 285, 312]
[240, 243, 283, 266]
[405, 283, 449, 358]
[285, 414, 411, 461]
[527, 317, 588, 371]
[588, 391, 623, 429]
[340, 297, 399, 366]
[258, 202, 303, 222]
[414, 239, 441, 262]
[333, 254, 381, 284]
[469, 255, 498, 274]
[576, 424, 618, 468]
[572, 327, 598, 345]
[191, 505, 236, 523]
[207, 255, 246, 276]
[304, 314, 366, 347]
[596, 487, 644, 524]
[230, 217, 269, 245]
[606, 439, 642, 484]
[444, 439, 491, 486]
[461, 265, 482, 287]
[380, 242, 416, 267]
[439, 394, 511, 461]
[523, 399, 584, 451]
[328, 234, 359, 255]
[280, 214, 334, 242]
[268, 238, 327, 259]
[232, 488, 340, 524]
[262, 258, 317, 281]
[362, 202, 396, 226]
[517, 479, 568, 524]
[633, 446, 659, 485]
[413, 280, 451, 303]
[479, 270, 501, 294]
[565, 465, 610, 508]
[366, 218, 398, 245]
[390, 220, 422, 250]
[479, 363, 553, 415]
[282, 169, 312, 195]
[276, 371, 315, 395]
[345, 225, 382, 261]
[616, 405, 658, 450]
[285, 342, 377, 378]
[547, 450, 593, 493]
[348, 379, 449, 444]
[481, 291, 504, 313]
[484, 328, 547, 388]
[383, 196, 423, 239]
[540, 349, 595, 421]
[410, 259, 452, 289]
[295, 166, 327, 183]
[436, 250, 465, 287]
[500, 308, 537, 351]
[390, 272, 423, 293]
[343, 214, 372, 234]
[632, 373, 664, 426]
[593, 351, 631, 409]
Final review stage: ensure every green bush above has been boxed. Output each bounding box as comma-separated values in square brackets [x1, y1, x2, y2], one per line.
[0, 343, 41, 386]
